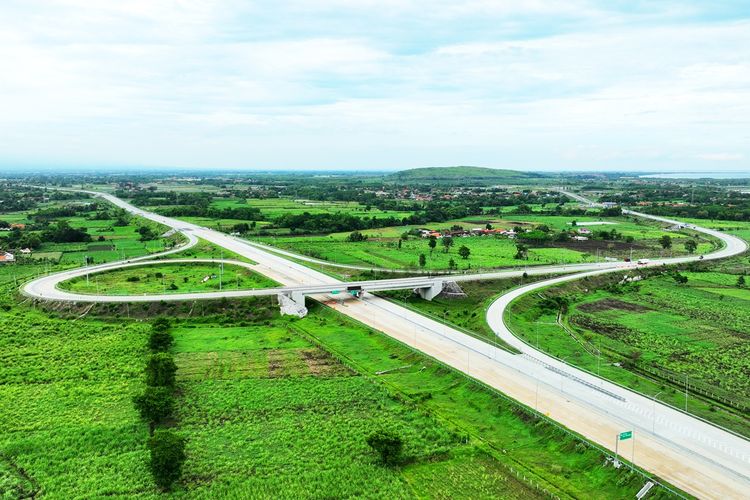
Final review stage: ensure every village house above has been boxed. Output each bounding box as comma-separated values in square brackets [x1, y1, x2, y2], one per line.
[0, 252, 14, 262]
[577, 228, 592, 235]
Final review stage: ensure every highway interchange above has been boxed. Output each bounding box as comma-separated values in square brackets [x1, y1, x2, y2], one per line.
[21, 189, 750, 498]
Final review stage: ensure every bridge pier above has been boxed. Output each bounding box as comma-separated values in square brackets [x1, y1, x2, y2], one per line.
[416, 280, 444, 301]
[277, 291, 308, 318]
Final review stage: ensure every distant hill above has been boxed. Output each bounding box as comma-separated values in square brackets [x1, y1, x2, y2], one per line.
[388, 166, 543, 183]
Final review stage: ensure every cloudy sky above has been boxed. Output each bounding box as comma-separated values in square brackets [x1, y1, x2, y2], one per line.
[1, 1, 749, 172]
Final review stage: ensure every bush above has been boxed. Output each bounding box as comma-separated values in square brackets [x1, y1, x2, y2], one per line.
[149, 330, 174, 351]
[147, 430, 187, 490]
[146, 353, 177, 387]
[366, 430, 403, 465]
[133, 386, 175, 425]
[151, 317, 170, 333]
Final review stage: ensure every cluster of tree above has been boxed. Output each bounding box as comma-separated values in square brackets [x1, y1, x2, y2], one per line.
[41, 221, 92, 243]
[132, 318, 187, 491]
[346, 231, 368, 242]
[125, 190, 213, 208]
[601, 183, 750, 221]
[3, 228, 42, 250]
[138, 225, 158, 242]
[274, 212, 402, 233]
[31, 203, 99, 222]
[0, 185, 84, 213]
[158, 205, 263, 221]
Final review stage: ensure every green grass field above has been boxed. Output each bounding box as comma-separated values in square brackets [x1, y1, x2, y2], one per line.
[0, 251, 670, 498]
[505, 268, 750, 436]
[0, 208, 182, 267]
[60, 262, 276, 295]
[257, 214, 714, 271]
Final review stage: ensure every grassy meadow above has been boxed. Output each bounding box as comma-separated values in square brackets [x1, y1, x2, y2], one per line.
[60, 262, 276, 295]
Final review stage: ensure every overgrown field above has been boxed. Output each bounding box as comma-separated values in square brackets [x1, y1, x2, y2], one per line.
[61, 262, 276, 295]
[506, 264, 750, 435]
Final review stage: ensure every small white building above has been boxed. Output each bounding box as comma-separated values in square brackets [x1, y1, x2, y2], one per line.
[577, 228, 592, 235]
[20, 248, 32, 254]
[0, 252, 14, 262]
[572, 236, 589, 241]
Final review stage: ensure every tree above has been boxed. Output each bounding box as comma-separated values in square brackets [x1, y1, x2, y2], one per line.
[149, 329, 173, 351]
[448, 258, 457, 270]
[346, 231, 367, 242]
[442, 236, 454, 253]
[458, 245, 470, 260]
[738, 275, 746, 288]
[366, 430, 403, 466]
[151, 317, 170, 333]
[146, 353, 177, 387]
[684, 239, 697, 253]
[659, 235, 672, 250]
[147, 430, 187, 490]
[397, 239, 402, 249]
[672, 273, 688, 285]
[133, 386, 175, 429]
[138, 225, 157, 242]
[485, 223, 493, 230]
[428, 236, 437, 255]
[418, 253, 426, 268]
[514, 243, 528, 260]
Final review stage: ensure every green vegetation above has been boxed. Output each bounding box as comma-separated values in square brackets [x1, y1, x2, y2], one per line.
[381, 276, 545, 350]
[259, 213, 711, 270]
[0, 196, 182, 266]
[0, 245, 671, 498]
[147, 430, 187, 490]
[389, 166, 543, 183]
[60, 261, 276, 295]
[506, 267, 750, 435]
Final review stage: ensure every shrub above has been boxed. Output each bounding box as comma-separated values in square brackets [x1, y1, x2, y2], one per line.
[147, 430, 187, 490]
[146, 353, 177, 387]
[149, 329, 174, 351]
[133, 386, 175, 426]
[366, 430, 403, 465]
[152, 317, 170, 333]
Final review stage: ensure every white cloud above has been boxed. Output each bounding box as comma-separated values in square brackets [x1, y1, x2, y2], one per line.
[0, 1, 749, 170]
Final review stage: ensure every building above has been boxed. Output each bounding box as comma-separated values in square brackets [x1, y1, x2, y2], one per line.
[577, 228, 592, 235]
[0, 252, 14, 262]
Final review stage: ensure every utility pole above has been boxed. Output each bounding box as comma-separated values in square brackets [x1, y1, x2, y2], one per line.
[685, 374, 689, 411]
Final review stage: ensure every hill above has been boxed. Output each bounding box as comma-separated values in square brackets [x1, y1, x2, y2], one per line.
[388, 166, 543, 184]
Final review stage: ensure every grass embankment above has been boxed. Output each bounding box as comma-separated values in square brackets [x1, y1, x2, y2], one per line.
[60, 262, 276, 296]
[506, 266, 750, 436]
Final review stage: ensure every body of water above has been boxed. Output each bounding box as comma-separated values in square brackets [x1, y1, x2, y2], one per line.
[640, 172, 749, 179]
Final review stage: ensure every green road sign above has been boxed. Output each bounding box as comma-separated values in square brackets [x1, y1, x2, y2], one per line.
[330, 290, 340, 294]
[619, 431, 633, 441]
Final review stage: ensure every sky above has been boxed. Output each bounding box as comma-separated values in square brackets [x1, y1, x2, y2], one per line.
[1, 1, 749, 173]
